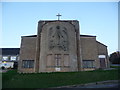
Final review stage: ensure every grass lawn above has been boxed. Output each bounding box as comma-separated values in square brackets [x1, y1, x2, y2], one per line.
[2, 69, 119, 88]
[110, 65, 120, 68]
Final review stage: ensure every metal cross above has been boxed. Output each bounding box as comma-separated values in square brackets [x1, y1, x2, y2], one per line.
[56, 13, 62, 20]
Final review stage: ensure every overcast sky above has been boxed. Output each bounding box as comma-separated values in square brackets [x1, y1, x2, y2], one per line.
[1, 2, 118, 55]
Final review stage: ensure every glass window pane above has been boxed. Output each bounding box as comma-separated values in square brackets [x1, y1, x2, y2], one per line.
[22, 60, 34, 68]
[10, 56, 17, 61]
[83, 60, 95, 68]
[2, 56, 8, 61]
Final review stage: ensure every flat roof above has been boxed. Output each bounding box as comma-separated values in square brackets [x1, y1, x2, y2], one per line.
[0, 48, 20, 55]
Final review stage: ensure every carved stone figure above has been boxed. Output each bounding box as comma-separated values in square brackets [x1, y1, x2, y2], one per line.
[49, 25, 68, 51]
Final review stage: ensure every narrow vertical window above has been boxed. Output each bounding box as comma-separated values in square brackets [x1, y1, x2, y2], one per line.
[46, 54, 53, 66]
[63, 54, 69, 67]
[55, 54, 61, 67]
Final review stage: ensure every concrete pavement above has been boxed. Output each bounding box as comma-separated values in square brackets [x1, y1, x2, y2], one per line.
[55, 80, 119, 88]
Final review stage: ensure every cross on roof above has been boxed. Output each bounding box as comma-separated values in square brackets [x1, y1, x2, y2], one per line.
[56, 13, 62, 20]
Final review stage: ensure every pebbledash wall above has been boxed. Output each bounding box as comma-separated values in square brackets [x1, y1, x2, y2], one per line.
[18, 20, 109, 73]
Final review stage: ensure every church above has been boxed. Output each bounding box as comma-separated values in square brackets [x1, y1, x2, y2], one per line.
[18, 17, 109, 73]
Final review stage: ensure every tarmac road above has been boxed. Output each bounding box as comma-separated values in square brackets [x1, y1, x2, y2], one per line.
[55, 80, 120, 88]
[70, 83, 119, 88]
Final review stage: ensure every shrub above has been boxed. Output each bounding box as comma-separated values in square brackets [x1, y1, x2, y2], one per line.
[1, 66, 5, 70]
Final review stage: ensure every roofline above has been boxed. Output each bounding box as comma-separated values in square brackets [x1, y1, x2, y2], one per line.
[0, 48, 20, 55]
[21, 34, 96, 38]
[0, 48, 20, 49]
[38, 20, 79, 23]
[80, 34, 96, 37]
[21, 35, 37, 37]
[96, 41, 107, 47]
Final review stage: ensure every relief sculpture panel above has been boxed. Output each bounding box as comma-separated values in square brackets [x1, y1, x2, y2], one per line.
[48, 25, 68, 51]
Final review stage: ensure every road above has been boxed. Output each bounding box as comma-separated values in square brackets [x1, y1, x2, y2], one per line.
[55, 80, 119, 88]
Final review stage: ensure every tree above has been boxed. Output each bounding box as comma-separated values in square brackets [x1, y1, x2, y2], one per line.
[109, 51, 120, 64]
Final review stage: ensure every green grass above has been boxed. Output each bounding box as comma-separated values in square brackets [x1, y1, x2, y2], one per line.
[110, 65, 120, 68]
[2, 69, 119, 88]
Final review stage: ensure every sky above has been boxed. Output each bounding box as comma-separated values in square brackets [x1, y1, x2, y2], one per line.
[1, 2, 118, 55]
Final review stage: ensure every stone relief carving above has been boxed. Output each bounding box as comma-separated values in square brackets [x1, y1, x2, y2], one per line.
[48, 25, 68, 51]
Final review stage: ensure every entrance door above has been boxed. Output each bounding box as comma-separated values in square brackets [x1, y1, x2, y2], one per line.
[100, 58, 106, 68]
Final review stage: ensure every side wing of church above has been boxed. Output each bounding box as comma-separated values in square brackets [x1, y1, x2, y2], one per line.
[18, 20, 109, 73]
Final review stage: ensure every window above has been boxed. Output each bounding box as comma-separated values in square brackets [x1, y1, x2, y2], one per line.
[46, 54, 53, 66]
[83, 60, 95, 68]
[55, 54, 61, 67]
[22, 60, 34, 68]
[63, 54, 69, 67]
[10, 56, 17, 61]
[2, 56, 9, 61]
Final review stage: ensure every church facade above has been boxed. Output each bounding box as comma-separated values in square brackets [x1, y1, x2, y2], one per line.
[18, 20, 109, 73]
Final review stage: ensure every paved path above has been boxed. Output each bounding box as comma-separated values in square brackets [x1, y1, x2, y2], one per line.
[69, 83, 119, 88]
[55, 80, 119, 88]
